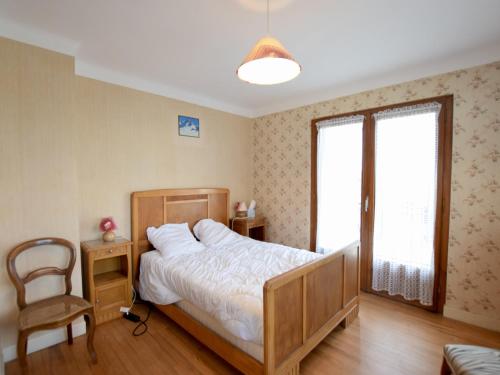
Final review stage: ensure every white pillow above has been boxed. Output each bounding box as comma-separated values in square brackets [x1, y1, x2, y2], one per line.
[193, 218, 239, 247]
[146, 223, 205, 257]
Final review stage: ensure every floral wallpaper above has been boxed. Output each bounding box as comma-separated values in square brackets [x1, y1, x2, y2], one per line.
[252, 61, 500, 326]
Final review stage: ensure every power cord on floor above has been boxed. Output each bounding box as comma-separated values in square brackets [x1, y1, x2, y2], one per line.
[126, 288, 153, 337]
[132, 301, 152, 336]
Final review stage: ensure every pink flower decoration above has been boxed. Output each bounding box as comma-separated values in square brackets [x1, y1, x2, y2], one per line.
[99, 217, 117, 232]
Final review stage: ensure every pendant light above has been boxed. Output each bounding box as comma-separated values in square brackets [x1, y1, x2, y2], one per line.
[237, 0, 301, 85]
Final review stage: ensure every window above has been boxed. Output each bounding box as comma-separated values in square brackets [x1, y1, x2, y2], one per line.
[315, 115, 363, 254]
[311, 96, 453, 311]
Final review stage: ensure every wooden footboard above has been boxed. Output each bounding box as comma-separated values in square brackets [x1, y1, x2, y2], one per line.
[263, 241, 360, 374]
[153, 242, 360, 375]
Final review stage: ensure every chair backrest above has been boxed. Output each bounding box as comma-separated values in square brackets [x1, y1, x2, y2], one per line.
[6, 237, 76, 309]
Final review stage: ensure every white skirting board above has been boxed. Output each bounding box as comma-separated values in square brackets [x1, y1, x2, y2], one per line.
[444, 305, 500, 333]
[2, 321, 86, 363]
[1, 348, 4, 375]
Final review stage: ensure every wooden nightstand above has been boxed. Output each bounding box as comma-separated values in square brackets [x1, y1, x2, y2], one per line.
[81, 237, 132, 325]
[230, 217, 266, 241]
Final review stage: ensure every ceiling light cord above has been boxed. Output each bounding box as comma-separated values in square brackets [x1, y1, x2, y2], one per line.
[266, 0, 270, 35]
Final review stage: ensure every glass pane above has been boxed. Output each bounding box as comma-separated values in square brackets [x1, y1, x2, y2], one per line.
[372, 112, 438, 268]
[316, 121, 363, 253]
[371, 108, 439, 306]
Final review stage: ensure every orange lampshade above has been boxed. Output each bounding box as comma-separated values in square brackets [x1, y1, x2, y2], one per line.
[237, 36, 301, 85]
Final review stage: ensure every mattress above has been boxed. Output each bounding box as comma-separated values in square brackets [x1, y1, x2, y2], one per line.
[175, 299, 263, 362]
[139, 237, 321, 346]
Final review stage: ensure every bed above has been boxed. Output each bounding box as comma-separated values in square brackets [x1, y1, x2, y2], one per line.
[131, 188, 360, 375]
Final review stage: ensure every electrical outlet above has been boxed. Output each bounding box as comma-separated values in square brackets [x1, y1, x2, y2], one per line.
[120, 306, 130, 313]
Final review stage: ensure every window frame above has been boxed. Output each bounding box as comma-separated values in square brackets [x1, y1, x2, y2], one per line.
[310, 95, 453, 312]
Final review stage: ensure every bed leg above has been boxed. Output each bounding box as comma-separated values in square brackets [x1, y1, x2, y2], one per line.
[282, 362, 300, 375]
[341, 304, 359, 328]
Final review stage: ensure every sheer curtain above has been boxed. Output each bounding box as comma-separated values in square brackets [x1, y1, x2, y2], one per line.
[316, 115, 364, 254]
[371, 102, 441, 305]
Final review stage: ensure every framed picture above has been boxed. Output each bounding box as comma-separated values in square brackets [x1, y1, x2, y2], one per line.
[178, 115, 200, 138]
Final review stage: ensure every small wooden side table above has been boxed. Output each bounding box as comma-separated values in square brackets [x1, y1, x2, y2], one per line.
[81, 237, 132, 325]
[230, 217, 266, 241]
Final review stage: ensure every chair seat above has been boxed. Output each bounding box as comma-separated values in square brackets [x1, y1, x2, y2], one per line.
[444, 344, 500, 375]
[19, 295, 92, 331]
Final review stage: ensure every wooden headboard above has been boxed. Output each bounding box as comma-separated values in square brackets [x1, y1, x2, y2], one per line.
[130, 188, 229, 281]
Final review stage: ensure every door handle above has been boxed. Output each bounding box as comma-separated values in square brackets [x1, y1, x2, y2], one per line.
[364, 196, 369, 212]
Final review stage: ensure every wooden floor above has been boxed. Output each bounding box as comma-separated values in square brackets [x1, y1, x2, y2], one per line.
[6, 293, 500, 374]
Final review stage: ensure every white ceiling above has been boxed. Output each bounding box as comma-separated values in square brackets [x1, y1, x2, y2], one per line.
[1, 0, 500, 117]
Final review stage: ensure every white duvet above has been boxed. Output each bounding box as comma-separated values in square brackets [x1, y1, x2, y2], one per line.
[139, 233, 321, 345]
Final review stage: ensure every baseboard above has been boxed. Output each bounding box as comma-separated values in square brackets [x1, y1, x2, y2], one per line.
[444, 305, 500, 333]
[2, 321, 86, 363]
[0, 347, 4, 375]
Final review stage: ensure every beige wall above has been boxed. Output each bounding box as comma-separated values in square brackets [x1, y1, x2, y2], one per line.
[0, 38, 82, 354]
[0, 37, 252, 355]
[76, 74, 252, 241]
[252, 62, 500, 331]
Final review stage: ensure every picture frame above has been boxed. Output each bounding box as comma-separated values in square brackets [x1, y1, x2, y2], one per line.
[178, 115, 200, 138]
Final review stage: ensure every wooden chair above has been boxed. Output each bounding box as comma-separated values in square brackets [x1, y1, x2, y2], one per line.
[6, 237, 97, 370]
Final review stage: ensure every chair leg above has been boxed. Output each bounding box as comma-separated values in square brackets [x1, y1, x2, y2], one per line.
[84, 312, 97, 364]
[66, 323, 73, 345]
[17, 330, 29, 371]
[441, 357, 452, 375]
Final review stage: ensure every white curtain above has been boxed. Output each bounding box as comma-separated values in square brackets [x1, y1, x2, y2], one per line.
[316, 115, 364, 254]
[371, 102, 441, 305]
